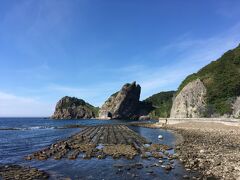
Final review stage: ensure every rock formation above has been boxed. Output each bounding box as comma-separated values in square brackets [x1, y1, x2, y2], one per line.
[232, 97, 240, 118]
[171, 44, 240, 117]
[98, 82, 141, 120]
[51, 96, 97, 119]
[170, 79, 207, 118]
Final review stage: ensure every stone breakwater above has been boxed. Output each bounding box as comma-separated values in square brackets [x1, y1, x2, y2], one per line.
[166, 122, 240, 180]
[25, 125, 174, 161]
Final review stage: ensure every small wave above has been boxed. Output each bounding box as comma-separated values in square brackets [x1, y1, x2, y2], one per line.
[0, 126, 56, 131]
[27, 126, 55, 130]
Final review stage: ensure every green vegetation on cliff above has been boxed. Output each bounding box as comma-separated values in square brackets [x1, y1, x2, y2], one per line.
[178, 44, 240, 115]
[61, 96, 99, 113]
[144, 91, 175, 118]
[55, 96, 99, 118]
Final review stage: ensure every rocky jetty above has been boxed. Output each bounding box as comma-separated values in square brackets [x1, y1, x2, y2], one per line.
[25, 125, 173, 161]
[170, 79, 207, 118]
[51, 96, 97, 119]
[99, 82, 142, 120]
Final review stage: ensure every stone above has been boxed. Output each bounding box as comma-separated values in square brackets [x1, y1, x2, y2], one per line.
[139, 115, 151, 120]
[164, 165, 172, 171]
[183, 175, 190, 179]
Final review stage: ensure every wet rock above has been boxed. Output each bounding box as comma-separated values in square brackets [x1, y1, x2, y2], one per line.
[183, 175, 190, 179]
[135, 163, 144, 169]
[164, 164, 172, 171]
[159, 160, 163, 164]
[146, 169, 154, 174]
[0, 165, 49, 180]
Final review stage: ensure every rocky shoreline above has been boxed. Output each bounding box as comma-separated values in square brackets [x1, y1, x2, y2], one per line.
[139, 121, 240, 179]
[25, 125, 175, 161]
[0, 165, 49, 180]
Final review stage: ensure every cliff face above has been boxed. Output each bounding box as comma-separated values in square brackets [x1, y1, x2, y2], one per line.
[98, 82, 141, 120]
[51, 96, 97, 119]
[172, 44, 240, 118]
[233, 97, 240, 118]
[170, 79, 207, 118]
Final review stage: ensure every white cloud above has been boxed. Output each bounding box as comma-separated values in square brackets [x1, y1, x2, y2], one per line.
[125, 23, 240, 99]
[1, 23, 240, 116]
[46, 83, 125, 107]
[0, 91, 53, 117]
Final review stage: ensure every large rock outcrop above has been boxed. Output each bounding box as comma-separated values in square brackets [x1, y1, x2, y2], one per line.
[173, 45, 240, 117]
[232, 96, 240, 118]
[98, 82, 141, 120]
[51, 96, 97, 119]
[170, 79, 207, 118]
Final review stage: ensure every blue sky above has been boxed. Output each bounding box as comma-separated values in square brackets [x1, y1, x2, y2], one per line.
[0, 0, 240, 116]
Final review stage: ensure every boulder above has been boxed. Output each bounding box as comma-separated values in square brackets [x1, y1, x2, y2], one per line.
[139, 115, 151, 120]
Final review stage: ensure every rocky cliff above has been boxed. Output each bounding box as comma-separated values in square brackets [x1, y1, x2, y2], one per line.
[170, 79, 207, 118]
[98, 82, 142, 120]
[233, 97, 240, 118]
[171, 44, 240, 118]
[51, 96, 98, 119]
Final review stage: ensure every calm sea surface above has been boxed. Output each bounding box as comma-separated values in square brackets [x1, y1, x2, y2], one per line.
[0, 118, 191, 179]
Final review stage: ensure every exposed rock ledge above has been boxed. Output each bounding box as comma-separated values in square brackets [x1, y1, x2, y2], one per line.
[170, 79, 207, 118]
[51, 96, 97, 119]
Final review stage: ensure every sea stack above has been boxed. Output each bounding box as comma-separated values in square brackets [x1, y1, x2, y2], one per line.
[98, 81, 141, 120]
[51, 96, 97, 119]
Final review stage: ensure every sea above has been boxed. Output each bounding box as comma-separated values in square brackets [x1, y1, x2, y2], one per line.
[0, 118, 192, 180]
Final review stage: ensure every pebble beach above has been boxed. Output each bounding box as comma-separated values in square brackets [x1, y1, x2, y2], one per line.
[166, 121, 240, 179]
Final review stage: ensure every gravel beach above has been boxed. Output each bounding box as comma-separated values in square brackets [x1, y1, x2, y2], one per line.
[165, 122, 240, 180]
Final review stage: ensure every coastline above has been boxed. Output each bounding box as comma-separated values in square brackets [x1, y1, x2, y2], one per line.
[134, 120, 240, 179]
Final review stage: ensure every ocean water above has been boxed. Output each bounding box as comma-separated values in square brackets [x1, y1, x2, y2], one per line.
[0, 118, 192, 179]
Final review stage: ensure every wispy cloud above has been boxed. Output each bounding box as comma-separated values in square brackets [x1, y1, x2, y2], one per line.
[122, 23, 240, 99]
[0, 91, 52, 117]
[46, 82, 126, 107]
